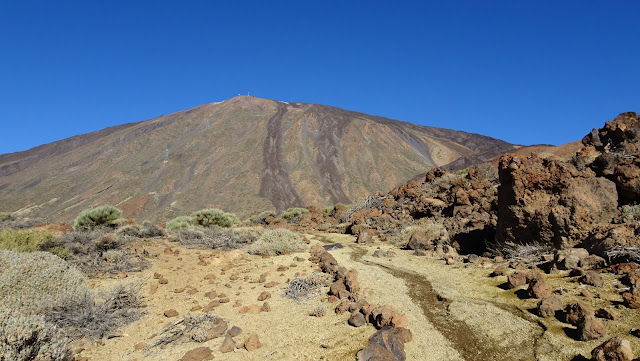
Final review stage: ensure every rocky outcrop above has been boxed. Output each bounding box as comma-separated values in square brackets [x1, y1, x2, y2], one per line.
[496, 154, 618, 249]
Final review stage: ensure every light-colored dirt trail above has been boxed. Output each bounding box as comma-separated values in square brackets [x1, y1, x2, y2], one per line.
[77, 232, 636, 361]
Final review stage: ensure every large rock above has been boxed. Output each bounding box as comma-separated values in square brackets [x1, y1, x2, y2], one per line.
[591, 336, 634, 361]
[497, 154, 618, 249]
[357, 327, 409, 361]
[577, 315, 606, 341]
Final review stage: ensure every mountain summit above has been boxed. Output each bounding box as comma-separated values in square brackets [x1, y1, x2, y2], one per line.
[0, 96, 515, 222]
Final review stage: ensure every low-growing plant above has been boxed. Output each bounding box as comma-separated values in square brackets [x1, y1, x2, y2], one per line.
[620, 204, 640, 223]
[73, 205, 123, 231]
[46, 282, 144, 340]
[389, 222, 446, 246]
[322, 206, 334, 217]
[0, 212, 11, 221]
[248, 228, 306, 256]
[283, 272, 331, 301]
[0, 228, 55, 253]
[250, 210, 277, 224]
[175, 227, 257, 250]
[193, 208, 240, 228]
[166, 216, 195, 231]
[280, 207, 309, 221]
[148, 314, 224, 348]
[486, 240, 551, 264]
[0, 308, 73, 361]
[0, 250, 88, 315]
[310, 306, 326, 317]
[117, 221, 165, 238]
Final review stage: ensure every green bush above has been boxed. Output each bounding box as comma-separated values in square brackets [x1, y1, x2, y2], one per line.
[322, 206, 334, 217]
[0, 212, 11, 221]
[280, 207, 309, 220]
[73, 205, 123, 231]
[193, 208, 240, 228]
[250, 210, 276, 224]
[620, 204, 640, 223]
[166, 216, 195, 231]
[248, 228, 306, 256]
[0, 308, 73, 361]
[0, 250, 88, 315]
[0, 229, 54, 253]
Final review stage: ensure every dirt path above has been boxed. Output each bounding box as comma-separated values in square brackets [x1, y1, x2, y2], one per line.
[77, 232, 628, 361]
[305, 232, 603, 361]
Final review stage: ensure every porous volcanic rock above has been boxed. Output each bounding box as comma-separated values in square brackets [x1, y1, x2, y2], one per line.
[496, 154, 618, 249]
[591, 336, 634, 361]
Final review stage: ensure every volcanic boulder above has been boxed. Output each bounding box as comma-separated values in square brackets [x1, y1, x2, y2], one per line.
[496, 154, 618, 249]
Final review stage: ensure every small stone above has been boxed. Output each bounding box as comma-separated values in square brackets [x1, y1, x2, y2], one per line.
[580, 289, 592, 298]
[264, 281, 278, 288]
[134, 342, 146, 350]
[348, 312, 366, 327]
[580, 271, 604, 287]
[164, 309, 178, 318]
[158, 278, 168, 284]
[261, 302, 271, 312]
[180, 346, 213, 361]
[204, 291, 217, 299]
[190, 305, 202, 312]
[153, 272, 162, 279]
[228, 326, 243, 337]
[507, 271, 527, 289]
[164, 247, 173, 255]
[258, 291, 271, 301]
[204, 273, 216, 280]
[220, 335, 236, 353]
[244, 334, 262, 351]
[219, 298, 230, 304]
[490, 265, 507, 277]
[327, 295, 339, 303]
[595, 308, 618, 320]
[117, 272, 128, 278]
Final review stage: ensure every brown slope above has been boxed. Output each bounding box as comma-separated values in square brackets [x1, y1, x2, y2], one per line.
[0, 96, 514, 222]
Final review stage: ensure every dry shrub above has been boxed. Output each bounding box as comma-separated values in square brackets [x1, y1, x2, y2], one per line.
[174, 227, 257, 250]
[487, 240, 551, 264]
[148, 314, 224, 348]
[389, 222, 446, 246]
[283, 272, 331, 301]
[248, 228, 306, 256]
[0, 308, 73, 361]
[117, 221, 165, 238]
[46, 282, 144, 340]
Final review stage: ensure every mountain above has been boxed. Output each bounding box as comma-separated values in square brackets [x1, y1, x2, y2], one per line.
[0, 96, 515, 222]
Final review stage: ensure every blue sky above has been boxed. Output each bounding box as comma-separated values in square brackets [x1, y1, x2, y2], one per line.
[0, 1, 638, 154]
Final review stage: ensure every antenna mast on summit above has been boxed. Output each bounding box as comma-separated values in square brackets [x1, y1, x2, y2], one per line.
[164, 148, 169, 163]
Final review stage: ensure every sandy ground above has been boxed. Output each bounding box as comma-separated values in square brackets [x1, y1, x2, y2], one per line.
[77, 233, 640, 361]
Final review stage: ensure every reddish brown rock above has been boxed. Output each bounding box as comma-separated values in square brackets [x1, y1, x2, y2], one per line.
[580, 271, 604, 287]
[527, 278, 551, 299]
[258, 291, 271, 301]
[577, 315, 606, 341]
[537, 297, 562, 318]
[180, 347, 213, 361]
[490, 265, 507, 277]
[591, 336, 634, 361]
[496, 154, 618, 249]
[611, 263, 639, 275]
[163, 309, 178, 318]
[228, 326, 242, 337]
[244, 334, 262, 351]
[348, 312, 366, 327]
[622, 271, 640, 287]
[564, 301, 593, 326]
[507, 271, 527, 289]
[595, 308, 618, 320]
[220, 335, 236, 353]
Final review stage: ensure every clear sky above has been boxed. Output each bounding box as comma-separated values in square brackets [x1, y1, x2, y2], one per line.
[1, 1, 638, 154]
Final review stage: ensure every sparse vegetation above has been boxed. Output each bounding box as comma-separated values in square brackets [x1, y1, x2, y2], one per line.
[73, 205, 123, 231]
[280, 207, 309, 221]
[0, 228, 55, 253]
[46, 282, 144, 340]
[0, 250, 88, 315]
[310, 306, 326, 317]
[166, 216, 195, 231]
[605, 245, 640, 263]
[175, 227, 257, 250]
[0, 308, 73, 361]
[389, 222, 446, 246]
[322, 206, 334, 217]
[283, 272, 331, 301]
[248, 228, 306, 256]
[117, 221, 165, 238]
[250, 210, 277, 224]
[54, 230, 148, 275]
[619, 204, 640, 223]
[148, 314, 224, 348]
[0, 212, 11, 221]
[193, 208, 240, 228]
[486, 240, 551, 264]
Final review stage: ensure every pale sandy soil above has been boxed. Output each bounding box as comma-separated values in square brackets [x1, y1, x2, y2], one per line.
[76, 232, 640, 361]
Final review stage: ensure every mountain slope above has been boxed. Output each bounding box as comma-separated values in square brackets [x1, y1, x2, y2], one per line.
[0, 96, 515, 222]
